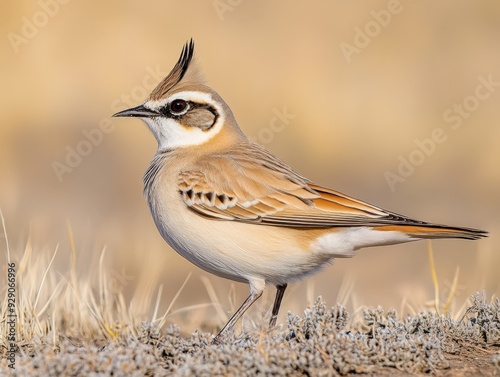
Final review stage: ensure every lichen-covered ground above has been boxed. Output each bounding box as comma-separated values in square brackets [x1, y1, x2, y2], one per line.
[3, 293, 500, 376]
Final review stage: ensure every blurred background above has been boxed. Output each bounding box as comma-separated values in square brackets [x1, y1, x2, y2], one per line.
[0, 1, 499, 333]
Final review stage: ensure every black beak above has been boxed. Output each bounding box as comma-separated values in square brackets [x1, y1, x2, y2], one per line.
[112, 104, 158, 118]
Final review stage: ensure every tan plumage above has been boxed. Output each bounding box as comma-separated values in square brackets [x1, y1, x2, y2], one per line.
[113, 40, 487, 344]
[175, 143, 485, 239]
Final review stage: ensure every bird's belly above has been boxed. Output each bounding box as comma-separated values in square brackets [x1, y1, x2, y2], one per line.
[149, 194, 331, 285]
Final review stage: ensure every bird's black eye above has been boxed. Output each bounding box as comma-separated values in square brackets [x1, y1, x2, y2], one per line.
[170, 99, 189, 115]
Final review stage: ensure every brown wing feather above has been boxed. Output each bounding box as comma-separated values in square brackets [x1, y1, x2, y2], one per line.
[176, 143, 487, 239]
[177, 142, 399, 226]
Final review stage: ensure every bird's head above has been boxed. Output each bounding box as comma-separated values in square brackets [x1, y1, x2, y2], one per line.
[113, 39, 243, 151]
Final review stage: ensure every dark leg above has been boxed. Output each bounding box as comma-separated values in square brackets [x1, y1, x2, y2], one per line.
[212, 290, 263, 345]
[269, 284, 287, 328]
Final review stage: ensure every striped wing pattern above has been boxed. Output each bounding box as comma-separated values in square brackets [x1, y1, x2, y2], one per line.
[178, 143, 418, 228]
[176, 143, 487, 240]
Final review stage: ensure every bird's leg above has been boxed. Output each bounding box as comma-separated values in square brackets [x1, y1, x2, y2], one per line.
[269, 284, 287, 328]
[212, 290, 263, 345]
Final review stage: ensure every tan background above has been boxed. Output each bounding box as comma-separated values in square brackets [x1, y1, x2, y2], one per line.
[1, 1, 499, 332]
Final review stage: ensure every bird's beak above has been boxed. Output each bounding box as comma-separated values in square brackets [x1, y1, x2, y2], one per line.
[112, 104, 158, 118]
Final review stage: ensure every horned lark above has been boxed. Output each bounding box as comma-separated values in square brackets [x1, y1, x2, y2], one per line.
[113, 40, 487, 344]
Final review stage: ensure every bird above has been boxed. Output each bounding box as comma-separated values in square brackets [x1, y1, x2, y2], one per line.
[113, 39, 487, 344]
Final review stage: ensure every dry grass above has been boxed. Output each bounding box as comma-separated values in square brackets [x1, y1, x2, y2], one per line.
[0, 213, 197, 348]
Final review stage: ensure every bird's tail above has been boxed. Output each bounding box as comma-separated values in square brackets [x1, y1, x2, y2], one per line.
[376, 224, 488, 240]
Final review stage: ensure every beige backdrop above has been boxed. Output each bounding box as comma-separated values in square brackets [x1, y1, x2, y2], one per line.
[1, 1, 498, 332]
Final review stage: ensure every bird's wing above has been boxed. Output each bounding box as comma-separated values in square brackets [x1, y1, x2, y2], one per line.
[177, 143, 418, 228]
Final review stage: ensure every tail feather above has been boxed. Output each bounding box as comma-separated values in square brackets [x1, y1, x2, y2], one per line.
[376, 224, 488, 240]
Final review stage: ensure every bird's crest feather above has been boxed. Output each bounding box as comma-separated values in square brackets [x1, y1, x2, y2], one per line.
[149, 39, 204, 100]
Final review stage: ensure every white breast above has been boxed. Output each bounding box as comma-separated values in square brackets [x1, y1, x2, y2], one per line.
[147, 178, 332, 289]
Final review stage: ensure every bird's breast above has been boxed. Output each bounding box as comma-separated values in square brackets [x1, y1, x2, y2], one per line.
[144, 169, 332, 285]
